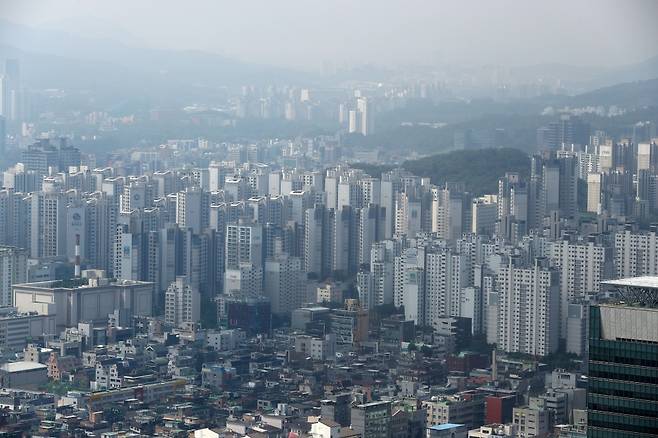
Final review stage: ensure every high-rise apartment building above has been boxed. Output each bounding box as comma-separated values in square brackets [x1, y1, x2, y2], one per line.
[471, 195, 498, 236]
[28, 190, 67, 259]
[614, 226, 658, 278]
[264, 254, 305, 315]
[547, 236, 609, 338]
[0, 246, 27, 306]
[225, 222, 263, 269]
[496, 257, 560, 356]
[164, 276, 200, 327]
[176, 186, 209, 234]
[357, 240, 395, 310]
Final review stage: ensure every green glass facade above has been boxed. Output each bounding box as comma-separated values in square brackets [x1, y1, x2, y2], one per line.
[587, 305, 658, 438]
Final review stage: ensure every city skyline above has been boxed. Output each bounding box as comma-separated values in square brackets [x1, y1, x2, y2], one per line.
[0, 2, 657, 437]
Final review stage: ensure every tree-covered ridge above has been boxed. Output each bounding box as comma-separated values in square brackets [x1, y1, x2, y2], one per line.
[353, 148, 530, 195]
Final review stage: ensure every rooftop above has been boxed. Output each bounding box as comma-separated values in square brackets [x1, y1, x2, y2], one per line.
[299, 306, 330, 312]
[602, 276, 658, 307]
[429, 423, 465, 430]
[603, 276, 658, 289]
[14, 278, 151, 291]
[0, 361, 48, 373]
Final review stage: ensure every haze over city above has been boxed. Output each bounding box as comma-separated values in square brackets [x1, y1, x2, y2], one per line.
[1, 0, 658, 69]
[0, 1, 657, 437]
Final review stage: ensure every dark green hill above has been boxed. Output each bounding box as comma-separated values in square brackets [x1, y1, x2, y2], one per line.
[353, 148, 530, 195]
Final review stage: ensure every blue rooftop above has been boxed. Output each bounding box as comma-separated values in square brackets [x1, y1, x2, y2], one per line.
[429, 423, 465, 431]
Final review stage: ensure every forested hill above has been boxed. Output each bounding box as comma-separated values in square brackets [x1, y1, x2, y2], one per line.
[353, 148, 530, 195]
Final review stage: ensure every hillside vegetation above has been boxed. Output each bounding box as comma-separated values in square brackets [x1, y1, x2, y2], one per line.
[353, 148, 530, 195]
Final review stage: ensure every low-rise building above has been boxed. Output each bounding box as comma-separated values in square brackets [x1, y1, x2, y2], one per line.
[201, 363, 235, 390]
[423, 391, 485, 430]
[0, 361, 48, 389]
[351, 401, 391, 438]
[294, 334, 336, 361]
[46, 352, 81, 381]
[512, 406, 550, 438]
[427, 423, 468, 438]
[206, 328, 246, 351]
[468, 424, 517, 437]
[0, 307, 56, 352]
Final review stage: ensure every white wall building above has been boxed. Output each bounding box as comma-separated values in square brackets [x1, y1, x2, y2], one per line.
[547, 238, 607, 338]
[0, 246, 27, 307]
[13, 273, 153, 332]
[165, 276, 200, 327]
[615, 227, 658, 278]
[496, 258, 560, 356]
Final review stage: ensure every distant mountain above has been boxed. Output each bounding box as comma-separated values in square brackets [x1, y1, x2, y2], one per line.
[0, 19, 310, 100]
[569, 77, 658, 108]
[506, 55, 658, 93]
[589, 55, 658, 89]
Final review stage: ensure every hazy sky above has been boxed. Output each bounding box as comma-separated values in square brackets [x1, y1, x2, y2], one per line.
[1, 0, 657, 70]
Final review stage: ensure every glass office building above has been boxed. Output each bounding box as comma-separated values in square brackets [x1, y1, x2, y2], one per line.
[588, 278, 658, 438]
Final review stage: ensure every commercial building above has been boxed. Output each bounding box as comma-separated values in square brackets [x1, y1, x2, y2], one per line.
[218, 293, 271, 336]
[351, 400, 391, 438]
[206, 329, 246, 351]
[471, 195, 498, 236]
[485, 395, 516, 425]
[0, 361, 48, 389]
[321, 393, 352, 427]
[291, 306, 331, 332]
[512, 406, 550, 438]
[330, 305, 368, 345]
[13, 272, 153, 331]
[294, 334, 336, 361]
[587, 278, 658, 437]
[427, 423, 468, 438]
[423, 392, 485, 430]
[0, 307, 56, 352]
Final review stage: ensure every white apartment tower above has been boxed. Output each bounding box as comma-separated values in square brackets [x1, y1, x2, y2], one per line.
[165, 276, 200, 327]
[0, 246, 27, 306]
[586, 173, 603, 214]
[471, 195, 498, 236]
[176, 186, 208, 234]
[225, 222, 263, 269]
[29, 191, 67, 259]
[615, 226, 658, 278]
[547, 237, 607, 338]
[357, 240, 395, 310]
[496, 257, 560, 356]
[424, 249, 469, 329]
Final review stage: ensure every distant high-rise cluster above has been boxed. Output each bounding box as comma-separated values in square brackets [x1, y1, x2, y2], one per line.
[0, 59, 21, 124]
[1, 51, 658, 437]
[1, 130, 657, 364]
